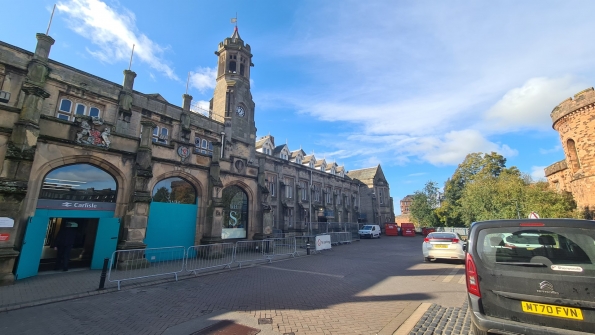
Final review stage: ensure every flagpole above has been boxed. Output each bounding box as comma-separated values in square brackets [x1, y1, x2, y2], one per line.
[46, 4, 56, 35]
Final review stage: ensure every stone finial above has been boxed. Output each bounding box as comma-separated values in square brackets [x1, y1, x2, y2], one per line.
[34, 33, 55, 61]
[122, 70, 137, 91]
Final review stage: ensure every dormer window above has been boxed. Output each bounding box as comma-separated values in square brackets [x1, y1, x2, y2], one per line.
[296, 157, 302, 164]
[309, 161, 314, 169]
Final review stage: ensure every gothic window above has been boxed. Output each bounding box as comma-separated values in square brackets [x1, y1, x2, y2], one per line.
[153, 126, 169, 144]
[194, 136, 213, 156]
[229, 61, 237, 73]
[567, 139, 581, 171]
[40, 164, 117, 203]
[240, 63, 245, 76]
[379, 189, 384, 204]
[56, 97, 102, 121]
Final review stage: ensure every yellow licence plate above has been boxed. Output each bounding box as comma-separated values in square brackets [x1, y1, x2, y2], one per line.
[521, 301, 583, 320]
[434, 244, 448, 248]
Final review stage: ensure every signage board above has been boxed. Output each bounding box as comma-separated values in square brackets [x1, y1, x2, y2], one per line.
[0, 233, 10, 242]
[36, 199, 116, 211]
[315, 234, 332, 251]
[0, 217, 14, 228]
[528, 212, 540, 219]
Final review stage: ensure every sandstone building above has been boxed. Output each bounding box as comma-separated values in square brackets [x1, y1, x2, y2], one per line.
[0, 27, 394, 284]
[545, 87, 595, 213]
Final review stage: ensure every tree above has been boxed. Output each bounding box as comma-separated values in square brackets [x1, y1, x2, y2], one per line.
[410, 181, 441, 227]
[152, 187, 171, 203]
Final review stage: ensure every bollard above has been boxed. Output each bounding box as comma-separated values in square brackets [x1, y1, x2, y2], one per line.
[306, 243, 310, 255]
[98, 257, 109, 290]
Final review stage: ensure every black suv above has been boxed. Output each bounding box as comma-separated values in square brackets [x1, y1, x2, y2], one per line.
[466, 219, 594, 335]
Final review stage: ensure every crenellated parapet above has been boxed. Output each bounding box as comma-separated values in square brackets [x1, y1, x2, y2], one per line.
[550, 87, 595, 127]
[544, 159, 567, 177]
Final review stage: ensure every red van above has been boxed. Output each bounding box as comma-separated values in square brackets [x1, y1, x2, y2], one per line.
[401, 223, 416, 237]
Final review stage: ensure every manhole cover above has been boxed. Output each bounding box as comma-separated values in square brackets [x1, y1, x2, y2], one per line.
[257, 318, 273, 325]
[192, 320, 260, 335]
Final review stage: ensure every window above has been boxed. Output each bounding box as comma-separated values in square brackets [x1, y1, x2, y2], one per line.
[240, 63, 245, 76]
[56, 98, 102, 121]
[153, 126, 169, 144]
[379, 189, 384, 204]
[296, 157, 302, 164]
[285, 178, 294, 199]
[313, 184, 320, 202]
[229, 61, 237, 73]
[75, 103, 86, 115]
[320, 164, 326, 172]
[300, 181, 308, 201]
[337, 192, 341, 205]
[325, 187, 332, 204]
[267, 175, 276, 197]
[194, 136, 213, 156]
[567, 139, 581, 171]
[309, 161, 314, 169]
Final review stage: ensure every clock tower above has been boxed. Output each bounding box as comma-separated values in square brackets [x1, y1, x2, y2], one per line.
[211, 27, 256, 161]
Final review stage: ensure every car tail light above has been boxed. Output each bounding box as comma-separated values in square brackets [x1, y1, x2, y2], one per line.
[452, 238, 459, 244]
[424, 238, 429, 243]
[466, 253, 481, 297]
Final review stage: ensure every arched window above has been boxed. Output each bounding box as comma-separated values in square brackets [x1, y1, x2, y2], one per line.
[40, 164, 117, 203]
[567, 139, 581, 171]
[229, 61, 237, 73]
[152, 177, 196, 204]
[222, 185, 248, 239]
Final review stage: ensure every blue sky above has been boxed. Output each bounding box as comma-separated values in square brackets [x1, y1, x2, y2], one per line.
[3, 1, 595, 214]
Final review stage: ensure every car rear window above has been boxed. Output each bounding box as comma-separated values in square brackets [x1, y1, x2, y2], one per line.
[476, 227, 595, 274]
[428, 233, 456, 239]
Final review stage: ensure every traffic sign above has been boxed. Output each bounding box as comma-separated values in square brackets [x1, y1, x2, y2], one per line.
[528, 212, 540, 219]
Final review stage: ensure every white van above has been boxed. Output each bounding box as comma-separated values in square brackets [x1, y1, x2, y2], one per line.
[359, 225, 381, 239]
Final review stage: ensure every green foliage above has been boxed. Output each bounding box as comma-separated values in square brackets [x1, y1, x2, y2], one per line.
[410, 152, 578, 228]
[152, 186, 170, 203]
[410, 181, 441, 227]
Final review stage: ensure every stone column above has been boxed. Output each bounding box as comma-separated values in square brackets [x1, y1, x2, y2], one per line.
[116, 120, 154, 268]
[201, 142, 224, 244]
[115, 70, 136, 133]
[254, 158, 272, 240]
[0, 33, 54, 286]
[179, 94, 192, 142]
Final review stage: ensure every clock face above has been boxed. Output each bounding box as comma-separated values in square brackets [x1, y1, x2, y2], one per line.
[236, 106, 245, 117]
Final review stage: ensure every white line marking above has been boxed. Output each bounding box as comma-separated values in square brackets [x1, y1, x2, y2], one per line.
[261, 266, 345, 278]
[442, 266, 463, 282]
[458, 275, 466, 285]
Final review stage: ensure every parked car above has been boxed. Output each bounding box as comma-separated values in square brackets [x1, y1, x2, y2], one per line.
[358, 225, 381, 239]
[422, 232, 466, 262]
[466, 219, 595, 335]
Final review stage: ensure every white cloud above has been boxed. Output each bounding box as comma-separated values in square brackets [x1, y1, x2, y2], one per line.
[530, 166, 547, 181]
[483, 77, 588, 132]
[263, 1, 595, 167]
[189, 67, 217, 93]
[408, 172, 427, 177]
[57, 0, 178, 80]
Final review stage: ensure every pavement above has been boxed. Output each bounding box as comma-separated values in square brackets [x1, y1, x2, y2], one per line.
[0, 235, 471, 334]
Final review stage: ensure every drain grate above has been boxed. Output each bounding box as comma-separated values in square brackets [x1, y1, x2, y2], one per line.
[192, 320, 260, 335]
[257, 318, 273, 325]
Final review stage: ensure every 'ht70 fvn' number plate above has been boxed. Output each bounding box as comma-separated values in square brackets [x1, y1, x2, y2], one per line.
[521, 301, 583, 320]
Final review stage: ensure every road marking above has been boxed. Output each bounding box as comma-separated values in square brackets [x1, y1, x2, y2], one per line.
[261, 265, 345, 278]
[442, 266, 463, 283]
[458, 275, 466, 285]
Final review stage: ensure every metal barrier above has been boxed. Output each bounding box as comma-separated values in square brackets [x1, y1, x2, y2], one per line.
[233, 240, 273, 267]
[268, 237, 297, 257]
[329, 232, 352, 245]
[295, 236, 317, 255]
[108, 246, 186, 290]
[186, 243, 235, 275]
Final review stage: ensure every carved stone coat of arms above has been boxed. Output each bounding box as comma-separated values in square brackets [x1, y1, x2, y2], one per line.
[75, 116, 111, 148]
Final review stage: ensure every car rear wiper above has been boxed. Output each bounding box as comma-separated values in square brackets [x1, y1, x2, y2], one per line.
[495, 262, 547, 267]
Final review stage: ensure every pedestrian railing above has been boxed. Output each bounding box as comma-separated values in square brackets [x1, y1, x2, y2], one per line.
[108, 246, 186, 290]
[186, 243, 235, 275]
[233, 240, 274, 268]
[106, 234, 359, 289]
[267, 237, 297, 257]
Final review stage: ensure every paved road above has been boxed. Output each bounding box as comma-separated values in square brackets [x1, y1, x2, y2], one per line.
[0, 235, 468, 335]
